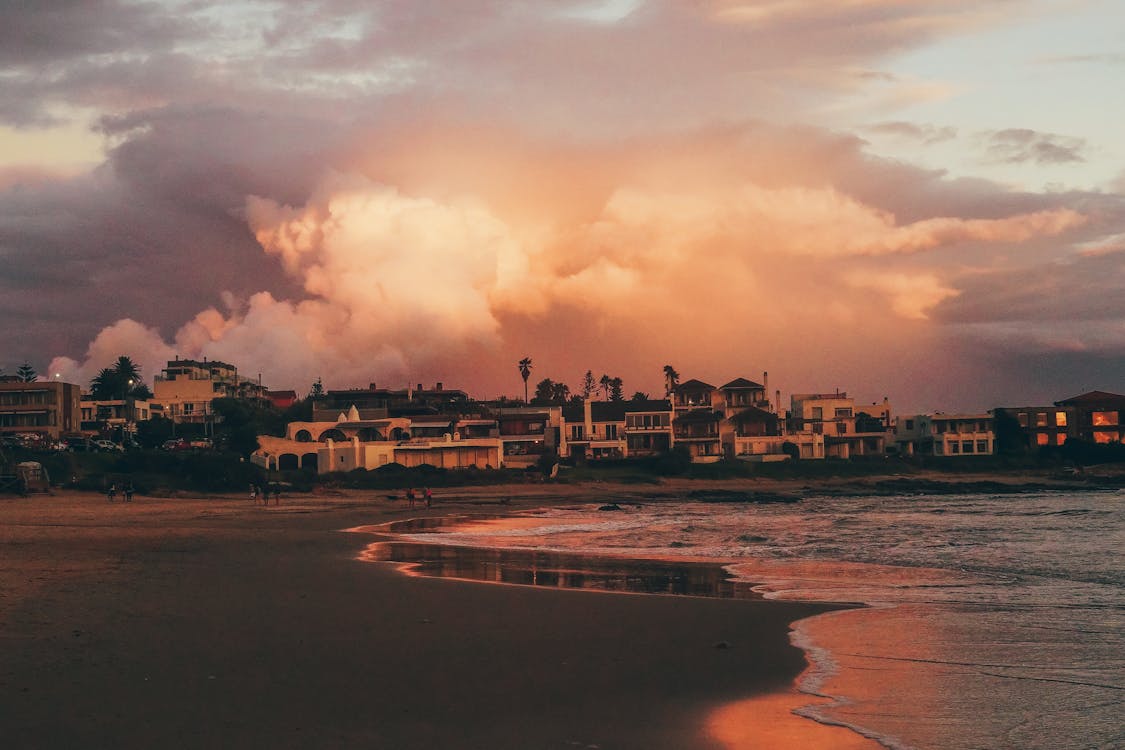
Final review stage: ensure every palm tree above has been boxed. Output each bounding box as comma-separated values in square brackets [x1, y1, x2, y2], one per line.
[663, 365, 680, 397]
[599, 373, 611, 400]
[518, 357, 533, 403]
[114, 356, 141, 383]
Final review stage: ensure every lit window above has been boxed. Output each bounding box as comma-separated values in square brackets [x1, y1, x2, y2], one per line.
[1093, 431, 1116, 444]
[1017, 413, 1028, 427]
[1055, 412, 1067, 427]
[1056, 434, 1066, 446]
[1092, 411, 1119, 426]
[1035, 413, 1048, 427]
[1036, 433, 1049, 446]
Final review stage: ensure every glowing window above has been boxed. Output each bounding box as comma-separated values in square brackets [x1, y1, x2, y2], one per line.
[1055, 412, 1067, 427]
[1092, 411, 1118, 426]
[1035, 412, 1048, 427]
[1093, 431, 1117, 444]
[1036, 433, 1049, 446]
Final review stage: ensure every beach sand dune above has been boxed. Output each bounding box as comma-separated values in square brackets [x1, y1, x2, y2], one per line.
[2, 489, 836, 749]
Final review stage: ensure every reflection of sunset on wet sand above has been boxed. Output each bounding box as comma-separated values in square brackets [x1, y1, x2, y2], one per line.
[708, 690, 880, 750]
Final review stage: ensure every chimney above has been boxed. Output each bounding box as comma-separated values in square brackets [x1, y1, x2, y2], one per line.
[369, 382, 377, 391]
[417, 383, 423, 392]
[776, 389, 781, 415]
[436, 382, 443, 391]
[762, 371, 769, 407]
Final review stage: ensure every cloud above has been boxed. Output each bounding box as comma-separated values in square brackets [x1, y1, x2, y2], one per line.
[866, 121, 957, 144]
[982, 128, 1087, 165]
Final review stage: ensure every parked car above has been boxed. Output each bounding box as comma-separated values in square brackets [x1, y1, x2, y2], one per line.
[93, 439, 124, 453]
[162, 439, 191, 451]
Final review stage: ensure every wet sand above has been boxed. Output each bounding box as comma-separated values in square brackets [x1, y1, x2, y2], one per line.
[2, 485, 851, 749]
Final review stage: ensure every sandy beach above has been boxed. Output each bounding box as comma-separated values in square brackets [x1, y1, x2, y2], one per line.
[3, 469, 1106, 748]
[1, 482, 865, 750]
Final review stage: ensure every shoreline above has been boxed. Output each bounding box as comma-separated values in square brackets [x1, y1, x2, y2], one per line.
[0, 486, 847, 749]
[3, 474, 1108, 748]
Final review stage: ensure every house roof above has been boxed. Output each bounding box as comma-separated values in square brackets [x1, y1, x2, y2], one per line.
[675, 379, 715, 392]
[728, 406, 776, 422]
[562, 401, 630, 422]
[1054, 390, 1125, 406]
[720, 377, 764, 390]
[624, 399, 672, 413]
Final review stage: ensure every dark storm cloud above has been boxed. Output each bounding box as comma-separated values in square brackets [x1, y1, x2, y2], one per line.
[982, 128, 1087, 165]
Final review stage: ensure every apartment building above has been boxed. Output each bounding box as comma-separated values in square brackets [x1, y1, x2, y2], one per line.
[895, 413, 995, 456]
[0, 380, 83, 439]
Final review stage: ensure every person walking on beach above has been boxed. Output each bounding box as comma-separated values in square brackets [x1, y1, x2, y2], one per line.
[406, 487, 416, 508]
[107, 483, 116, 502]
[270, 483, 281, 505]
[124, 482, 134, 503]
[249, 483, 257, 503]
[424, 487, 432, 508]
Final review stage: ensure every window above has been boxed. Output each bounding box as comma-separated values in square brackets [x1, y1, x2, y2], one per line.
[1017, 413, 1028, 427]
[811, 407, 823, 419]
[570, 425, 584, 440]
[905, 419, 914, 430]
[1056, 434, 1066, 446]
[1035, 412, 1048, 427]
[976, 440, 989, 453]
[1094, 431, 1118, 444]
[949, 441, 959, 454]
[835, 422, 847, 434]
[962, 440, 974, 453]
[1092, 411, 1119, 426]
[1036, 433, 1049, 446]
[835, 408, 853, 418]
[605, 425, 618, 440]
[1055, 412, 1067, 427]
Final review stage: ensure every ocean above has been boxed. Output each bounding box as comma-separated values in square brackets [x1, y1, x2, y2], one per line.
[375, 490, 1124, 750]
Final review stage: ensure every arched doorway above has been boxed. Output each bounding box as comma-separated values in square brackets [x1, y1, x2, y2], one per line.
[318, 428, 346, 442]
[301, 453, 318, 470]
[294, 429, 312, 442]
[278, 453, 299, 470]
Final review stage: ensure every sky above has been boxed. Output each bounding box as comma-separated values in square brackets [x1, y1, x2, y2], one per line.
[2, 0, 1123, 414]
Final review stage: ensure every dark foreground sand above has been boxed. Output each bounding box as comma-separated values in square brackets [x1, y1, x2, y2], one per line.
[0, 482, 919, 748]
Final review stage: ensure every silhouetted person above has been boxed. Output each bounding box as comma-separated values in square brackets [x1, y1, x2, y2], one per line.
[124, 482, 134, 503]
[107, 483, 116, 503]
[424, 487, 432, 508]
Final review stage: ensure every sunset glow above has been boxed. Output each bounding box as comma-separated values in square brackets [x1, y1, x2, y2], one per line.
[2, 1, 1122, 411]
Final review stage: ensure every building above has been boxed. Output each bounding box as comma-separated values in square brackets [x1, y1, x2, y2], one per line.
[895, 414, 995, 457]
[995, 405, 1072, 450]
[151, 357, 267, 425]
[1054, 391, 1125, 445]
[80, 397, 152, 438]
[562, 400, 628, 460]
[789, 392, 888, 458]
[0, 380, 83, 439]
[310, 382, 471, 422]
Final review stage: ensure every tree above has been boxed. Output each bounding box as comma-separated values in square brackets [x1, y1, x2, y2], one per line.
[518, 357, 533, 403]
[663, 364, 680, 396]
[549, 381, 571, 405]
[533, 378, 556, 405]
[608, 377, 624, 402]
[599, 373, 611, 400]
[16, 361, 36, 382]
[310, 377, 325, 399]
[89, 356, 147, 399]
[581, 370, 597, 399]
[631, 391, 651, 402]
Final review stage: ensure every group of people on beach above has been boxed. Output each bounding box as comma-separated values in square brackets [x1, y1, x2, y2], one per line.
[106, 482, 134, 502]
[405, 487, 432, 508]
[249, 483, 281, 505]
